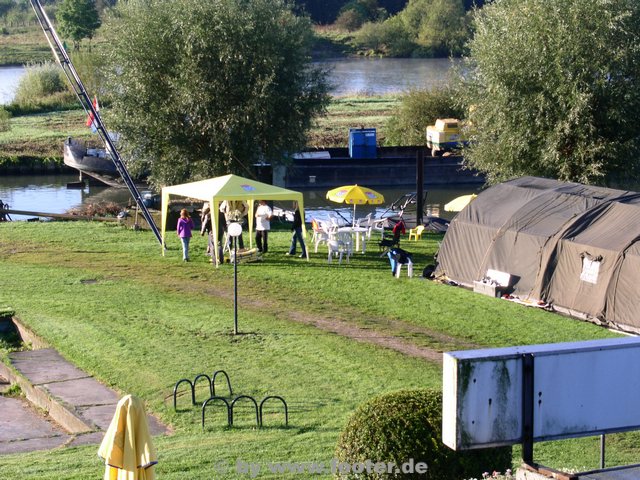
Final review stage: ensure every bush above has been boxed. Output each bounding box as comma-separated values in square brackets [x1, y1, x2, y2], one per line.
[335, 389, 512, 479]
[0, 106, 10, 132]
[12, 62, 76, 110]
[352, 17, 416, 57]
[384, 86, 464, 146]
[335, 8, 367, 32]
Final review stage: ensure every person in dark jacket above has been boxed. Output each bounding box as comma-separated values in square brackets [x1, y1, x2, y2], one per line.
[286, 201, 307, 258]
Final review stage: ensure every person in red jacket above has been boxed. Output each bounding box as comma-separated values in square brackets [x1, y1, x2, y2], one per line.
[392, 218, 406, 244]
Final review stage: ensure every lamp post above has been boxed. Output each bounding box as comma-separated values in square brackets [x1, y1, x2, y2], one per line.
[228, 222, 242, 335]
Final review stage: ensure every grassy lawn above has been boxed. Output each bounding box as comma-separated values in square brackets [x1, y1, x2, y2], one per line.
[0, 110, 90, 163]
[0, 220, 635, 478]
[0, 26, 51, 65]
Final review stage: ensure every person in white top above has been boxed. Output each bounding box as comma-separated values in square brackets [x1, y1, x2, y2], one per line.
[220, 200, 248, 249]
[255, 200, 272, 253]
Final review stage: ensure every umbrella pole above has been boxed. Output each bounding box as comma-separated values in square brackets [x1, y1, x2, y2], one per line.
[353, 204, 356, 227]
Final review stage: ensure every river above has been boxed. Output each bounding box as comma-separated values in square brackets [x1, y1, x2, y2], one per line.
[0, 57, 457, 104]
[0, 174, 474, 222]
[0, 57, 469, 219]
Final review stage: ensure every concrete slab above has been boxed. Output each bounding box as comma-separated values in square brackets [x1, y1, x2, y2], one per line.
[78, 404, 169, 435]
[0, 396, 64, 442]
[0, 396, 70, 455]
[78, 404, 120, 431]
[67, 431, 106, 448]
[9, 349, 89, 384]
[3, 321, 169, 454]
[0, 436, 69, 455]
[44, 377, 120, 407]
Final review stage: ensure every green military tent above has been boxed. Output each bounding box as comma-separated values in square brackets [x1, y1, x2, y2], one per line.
[436, 176, 640, 333]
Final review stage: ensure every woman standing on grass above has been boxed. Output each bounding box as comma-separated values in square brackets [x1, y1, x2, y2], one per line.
[177, 209, 194, 262]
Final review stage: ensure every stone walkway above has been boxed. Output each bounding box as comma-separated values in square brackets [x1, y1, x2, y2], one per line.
[0, 347, 167, 455]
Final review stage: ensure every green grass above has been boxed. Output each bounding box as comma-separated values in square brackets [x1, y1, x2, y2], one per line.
[308, 94, 400, 147]
[0, 26, 52, 65]
[0, 96, 399, 165]
[0, 221, 633, 478]
[0, 110, 91, 162]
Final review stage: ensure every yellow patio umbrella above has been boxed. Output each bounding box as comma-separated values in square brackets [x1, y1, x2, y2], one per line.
[326, 184, 385, 226]
[98, 395, 158, 480]
[444, 194, 477, 212]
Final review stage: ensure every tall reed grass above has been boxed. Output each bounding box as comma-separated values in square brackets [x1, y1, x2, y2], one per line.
[0, 106, 10, 132]
[10, 62, 77, 114]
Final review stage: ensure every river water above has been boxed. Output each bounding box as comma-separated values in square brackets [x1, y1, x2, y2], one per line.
[0, 58, 470, 219]
[0, 174, 474, 222]
[0, 57, 457, 103]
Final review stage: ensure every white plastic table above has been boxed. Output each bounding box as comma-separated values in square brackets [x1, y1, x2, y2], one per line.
[337, 226, 368, 253]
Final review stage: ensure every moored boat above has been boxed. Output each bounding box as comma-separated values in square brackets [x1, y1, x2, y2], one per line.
[63, 137, 124, 188]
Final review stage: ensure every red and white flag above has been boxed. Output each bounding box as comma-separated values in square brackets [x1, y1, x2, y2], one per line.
[85, 96, 100, 132]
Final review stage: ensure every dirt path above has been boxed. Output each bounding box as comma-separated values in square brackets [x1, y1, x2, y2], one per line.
[4, 248, 480, 363]
[193, 283, 480, 363]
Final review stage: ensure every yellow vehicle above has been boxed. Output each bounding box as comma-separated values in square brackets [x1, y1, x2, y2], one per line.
[425, 118, 467, 156]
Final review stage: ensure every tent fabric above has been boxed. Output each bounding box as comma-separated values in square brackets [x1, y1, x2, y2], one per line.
[436, 176, 640, 333]
[161, 174, 306, 265]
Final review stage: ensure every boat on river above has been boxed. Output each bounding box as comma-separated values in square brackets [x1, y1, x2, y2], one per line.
[63, 137, 124, 187]
[281, 145, 484, 189]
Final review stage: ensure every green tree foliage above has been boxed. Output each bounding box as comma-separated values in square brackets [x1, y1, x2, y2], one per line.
[461, 0, 640, 186]
[335, 389, 511, 480]
[385, 86, 464, 145]
[353, 16, 415, 56]
[335, 0, 387, 31]
[57, 0, 101, 50]
[70, 49, 106, 99]
[0, 0, 13, 21]
[102, 0, 330, 188]
[294, 0, 407, 24]
[352, 0, 469, 57]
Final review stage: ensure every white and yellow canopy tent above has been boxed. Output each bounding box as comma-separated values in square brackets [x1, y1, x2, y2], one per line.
[161, 174, 306, 265]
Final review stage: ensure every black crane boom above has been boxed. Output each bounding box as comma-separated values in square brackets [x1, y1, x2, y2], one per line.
[28, 0, 163, 246]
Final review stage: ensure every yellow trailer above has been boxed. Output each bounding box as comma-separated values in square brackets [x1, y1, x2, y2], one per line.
[426, 118, 467, 156]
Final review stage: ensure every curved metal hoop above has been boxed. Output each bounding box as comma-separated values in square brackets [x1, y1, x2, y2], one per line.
[193, 373, 213, 402]
[202, 396, 231, 429]
[259, 396, 288, 427]
[230, 395, 259, 426]
[173, 378, 195, 410]
[211, 370, 233, 397]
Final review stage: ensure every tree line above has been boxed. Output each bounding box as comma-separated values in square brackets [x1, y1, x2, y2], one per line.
[7, 0, 640, 189]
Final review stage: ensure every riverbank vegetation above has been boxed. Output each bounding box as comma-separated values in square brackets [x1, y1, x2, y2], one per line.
[0, 221, 637, 478]
[0, 94, 403, 168]
[0, 0, 478, 67]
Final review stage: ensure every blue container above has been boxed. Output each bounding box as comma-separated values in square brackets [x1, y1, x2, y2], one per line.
[349, 128, 377, 159]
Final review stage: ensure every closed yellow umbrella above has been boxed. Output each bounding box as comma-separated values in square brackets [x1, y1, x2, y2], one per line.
[98, 395, 158, 480]
[444, 194, 477, 212]
[326, 185, 385, 225]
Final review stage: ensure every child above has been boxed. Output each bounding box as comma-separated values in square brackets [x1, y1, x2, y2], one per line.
[177, 209, 194, 261]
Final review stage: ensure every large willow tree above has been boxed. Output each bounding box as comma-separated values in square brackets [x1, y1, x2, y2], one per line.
[101, 0, 330, 187]
[462, 0, 640, 186]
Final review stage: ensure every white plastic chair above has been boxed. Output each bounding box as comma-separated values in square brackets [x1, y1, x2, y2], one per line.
[311, 219, 330, 253]
[327, 232, 353, 264]
[364, 213, 385, 240]
[395, 259, 414, 278]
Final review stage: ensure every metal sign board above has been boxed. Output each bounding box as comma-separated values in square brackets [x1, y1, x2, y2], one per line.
[443, 337, 640, 450]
